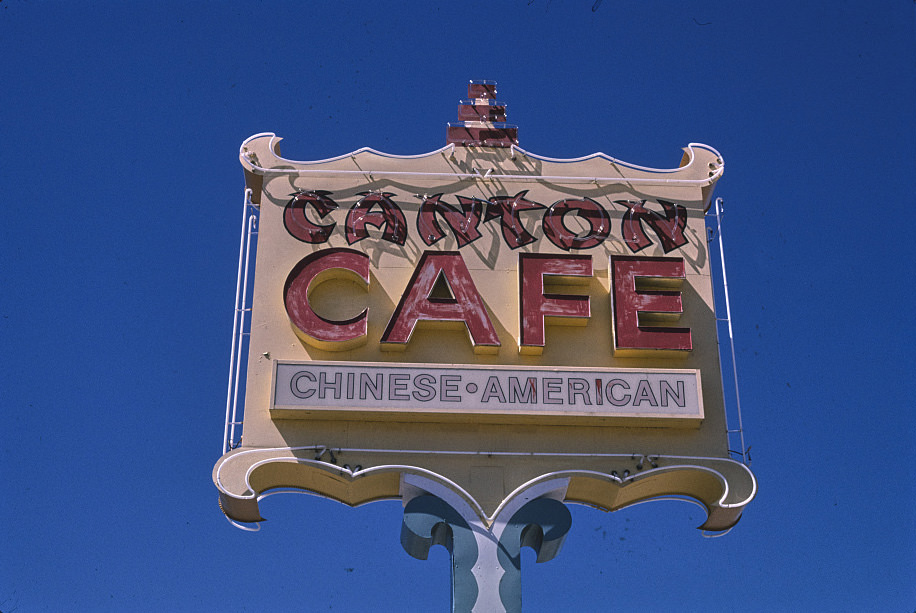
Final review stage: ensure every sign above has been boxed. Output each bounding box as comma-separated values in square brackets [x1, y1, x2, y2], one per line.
[273, 361, 703, 424]
[214, 81, 755, 534]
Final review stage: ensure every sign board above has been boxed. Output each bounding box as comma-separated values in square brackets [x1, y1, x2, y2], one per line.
[214, 82, 755, 532]
[272, 361, 703, 424]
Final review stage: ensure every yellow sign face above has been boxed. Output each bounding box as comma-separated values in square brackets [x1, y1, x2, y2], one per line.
[213, 133, 755, 530]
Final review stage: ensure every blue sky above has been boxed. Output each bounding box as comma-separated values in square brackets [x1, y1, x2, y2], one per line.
[2, 1, 914, 611]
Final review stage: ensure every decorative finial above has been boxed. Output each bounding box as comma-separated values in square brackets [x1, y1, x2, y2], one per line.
[446, 79, 518, 147]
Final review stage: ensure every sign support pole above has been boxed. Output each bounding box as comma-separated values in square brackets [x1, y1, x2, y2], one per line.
[400, 478, 572, 613]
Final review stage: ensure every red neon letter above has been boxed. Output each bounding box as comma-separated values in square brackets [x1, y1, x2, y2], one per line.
[610, 255, 691, 356]
[283, 190, 339, 244]
[542, 198, 611, 251]
[284, 248, 370, 351]
[519, 254, 592, 355]
[484, 191, 545, 249]
[617, 199, 688, 254]
[345, 192, 407, 245]
[417, 193, 484, 247]
[381, 251, 500, 354]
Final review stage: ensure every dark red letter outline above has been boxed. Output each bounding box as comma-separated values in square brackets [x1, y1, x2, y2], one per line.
[381, 251, 500, 353]
[283, 248, 370, 350]
[345, 192, 408, 245]
[542, 198, 611, 251]
[618, 199, 688, 253]
[518, 254, 592, 355]
[417, 194, 484, 247]
[283, 190, 339, 244]
[610, 255, 691, 355]
[484, 191, 546, 249]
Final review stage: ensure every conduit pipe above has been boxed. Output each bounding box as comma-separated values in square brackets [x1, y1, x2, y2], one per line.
[240, 135, 723, 187]
[223, 189, 251, 454]
[241, 155, 723, 187]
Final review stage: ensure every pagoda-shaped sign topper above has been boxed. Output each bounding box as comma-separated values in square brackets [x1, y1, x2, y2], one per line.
[215, 80, 755, 612]
[446, 79, 518, 147]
